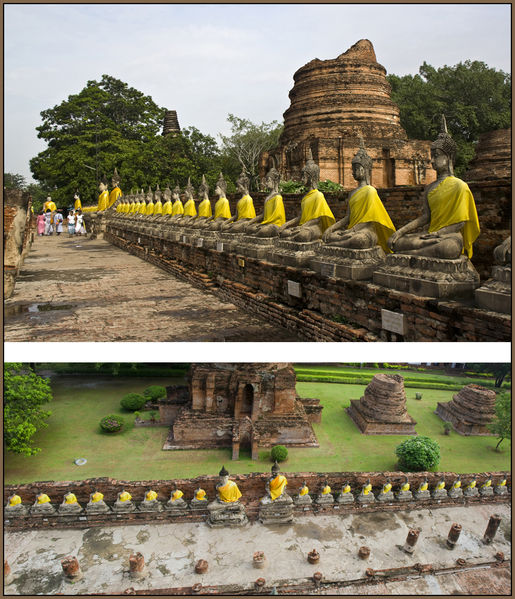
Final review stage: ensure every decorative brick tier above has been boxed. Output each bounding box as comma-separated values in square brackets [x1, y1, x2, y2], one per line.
[465, 128, 511, 182]
[346, 374, 417, 434]
[435, 384, 498, 435]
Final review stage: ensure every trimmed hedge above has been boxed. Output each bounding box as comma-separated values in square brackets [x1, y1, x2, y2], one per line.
[99, 414, 124, 433]
[271, 445, 288, 462]
[143, 385, 166, 401]
[120, 393, 147, 411]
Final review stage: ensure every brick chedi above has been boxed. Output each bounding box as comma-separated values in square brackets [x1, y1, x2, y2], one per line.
[264, 39, 435, 189]
[162, 363, 321, 459]
[435, 384, 497, 435]
[346, 374, 417, 435]
[465, 129, 511, 182]
[162, 110, 181, 136]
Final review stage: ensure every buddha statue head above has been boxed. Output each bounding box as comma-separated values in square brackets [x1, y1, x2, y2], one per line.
[154, 184, 161, 203]
[98, 175, 108, 193]
[198, 175, 209, 200]
[431, 115, 457, 177]
[351, 137, 373, 185]
[236, 170, 250, 195]
[215, 173, 227, 198]
[185, 178, 195, 201]
[302, 148, 319, 190]
[162, 186, 172, 202]
[146, 186, 153, 202]
[219, 464, 230, 485]
[265, 167, 280, 193]
[172, 185, 181, 201]
[271, 461, 280, 477]
[111, 167, 121, 189]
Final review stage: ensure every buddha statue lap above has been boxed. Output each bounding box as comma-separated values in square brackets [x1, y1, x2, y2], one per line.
[373, 116, 480, 298]
[5, 493, 28, 516]
[258, 462, 293, 524]
[207, 466, 248, 527]
[294, 482, 313, 507]
[414, 478, 430, 501]
[475, 235, 511, 313]
[220, 170, 255, 233]
[30, 492, 57, 515]
[312, 140, 394, 280]
[357, 479, 375, 504]
[86, 490, 111, 513]
[58, 492, 83, 514]
[336, 482, 354, 504]
[395, 476, 413, 502]
[113, 489, 136, 513]
[139, 489, 163, 512]
[377, 477, 394, 502]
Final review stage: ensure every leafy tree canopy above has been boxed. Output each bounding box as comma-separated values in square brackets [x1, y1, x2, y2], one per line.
[4, 172, 27, 190]
[388, 60, 511, 177]
[465, 363, 510, 388]
[4, 363, 53, 456]
[489, 392, 511, 451]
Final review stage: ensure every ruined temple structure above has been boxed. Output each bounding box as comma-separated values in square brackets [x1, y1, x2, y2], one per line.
[160, 363, 321, 459]
[263, 39, 435, 189]
[346, 374, 417, 435]
[435, 384, 497, 436]
[465, 128, 511, 182]
[162, 110, 181, 136]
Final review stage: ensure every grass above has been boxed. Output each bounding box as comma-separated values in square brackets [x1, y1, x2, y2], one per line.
[4, 376, 511, 485]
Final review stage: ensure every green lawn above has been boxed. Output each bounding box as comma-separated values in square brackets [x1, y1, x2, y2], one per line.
[4, 376, 511, 485]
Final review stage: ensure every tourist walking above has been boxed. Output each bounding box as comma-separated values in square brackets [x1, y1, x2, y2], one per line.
[36, 212, 45, 236]
[54, 210, 64, 236]
[67, 210, 76, 236]
[44, 210, 52, 235]
[75, 210, 86, 235]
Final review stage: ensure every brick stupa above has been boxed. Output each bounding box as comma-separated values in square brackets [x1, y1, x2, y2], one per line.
[465, 129, 511, 182]
[264, 39, 435, 188]
[346, 373, 417, 435]
[435, 384, 497, 435]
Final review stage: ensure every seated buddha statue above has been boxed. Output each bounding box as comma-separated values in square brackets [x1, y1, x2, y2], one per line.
[493, 236, 511, 265]
[244, 167, 286, 237]
[323, 140, 395, 251]
[279, 149, 335, 241]
[138, 189, 148, 215]
[108, 168, 123, 209]
[388, 116, 480, 259]
[73, 191, 82, 211]
[161, 186, 173, 216]
[261, 462, 288, 504]
[144, 186, 155, 216]
[97, 176, 110, 211]
[44, 196, 57, 212]
[176, 179, 197, 226]
[215, 465, 242, 503]
[206, 173, 232, 231]
[190, 175, 212, 228]
[220, 170, 256, 231]
[169, 186, 185, 221]
[153, 185, 163, 216]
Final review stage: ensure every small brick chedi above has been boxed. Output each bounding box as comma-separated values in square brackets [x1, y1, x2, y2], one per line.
[346, 373, 416, 435]
[265, 39, 434, 188]
[161, 363, 321, 459]
[435, 384, 497, 436]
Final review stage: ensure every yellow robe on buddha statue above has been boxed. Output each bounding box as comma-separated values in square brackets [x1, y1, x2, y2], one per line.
[97, 191, 109, 211]
[183, 199, 197, 217]
[261, 194, 286, 227]
[139, 202, 147, 215]
[108, 186, 122, 209]
[74, 198, 82, 211]
[172, 200, 184, 216]
[153, 201, 163, 215]
[162, 200, 173, 215]
[145, 201, 155, 215]
[269, 475, 287, 500]
[214, 197, 231, 219]
[218, 480, 242, 503]
[198, 199, 212, 218]
[299, 189, 335, 232]
[427, 176, 480, 258]
[347, 185, 395, 252]
[236, 194, 256, 220]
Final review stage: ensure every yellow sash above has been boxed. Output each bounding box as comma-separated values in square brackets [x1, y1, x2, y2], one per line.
[218, 480, 242, 503]
[171, 490, 184, 501]
[214, 197, 231, 219]
[91, 492, 103, 502]
[162, 201, 173, 215]
[9, 495, 22, 506]
[74, 198, 82, 210]
[37, 494, 51, 504]
[269, 475, 287, 501]
[154, 201, 163, 215]
[348, 185, 395, 252]
[198, 199, 212, 218]
[261, 194, 286, 226]
[48, 201, 57, 212]
[299, 485, 309, 496]
[119, 491, 132, 502]
[132, 202, 140, 213]
[97, 191, 109, 211]
[145, 201, 155, 215]
[183, 199, 197, 217]
[172, 200, 184, 216]
[427, 176, 480, 258]
[299, 189, 335, 232]
[236, 194, 256, 220]
[195, 489, 207, 501]
[139, 202, 147, 215]
[108, 186, 122, 208]
[145, 490, 158, 501]
[65, 493, 77, 504]
[116, 203, 122, 212]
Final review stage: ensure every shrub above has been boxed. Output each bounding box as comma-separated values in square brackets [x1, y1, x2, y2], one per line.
[318, 179, 344, 195]
[443, 422, 452, 435]
[120, 393, 146, 411]
[279, 180, 307, 194]
[143, 385, 166, 401]
[395, 436, 440, 472]
[100, 414, 124, 433]
[271, 445, 288, 462]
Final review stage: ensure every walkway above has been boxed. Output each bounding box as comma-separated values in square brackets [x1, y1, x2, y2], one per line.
[4, 235, 300, 342]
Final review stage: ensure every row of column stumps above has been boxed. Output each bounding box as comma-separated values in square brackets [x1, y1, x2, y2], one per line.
[4, 515, 503, 587]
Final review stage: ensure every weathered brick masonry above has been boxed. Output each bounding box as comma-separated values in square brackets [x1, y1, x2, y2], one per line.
[4, 471, 510, 531]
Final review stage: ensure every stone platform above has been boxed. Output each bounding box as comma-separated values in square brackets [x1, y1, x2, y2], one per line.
[258, 494, 294, 525]
[239, 236, 277, 260]
[373, 254, 480, 299]
[475, 265, 511, 314]
[311, 245, 386, 280]
[270, 239, 321, 268]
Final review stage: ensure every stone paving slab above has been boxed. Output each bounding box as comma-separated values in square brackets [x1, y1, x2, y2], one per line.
[4, 503, 510, 595]
[4, 235, 300, 342]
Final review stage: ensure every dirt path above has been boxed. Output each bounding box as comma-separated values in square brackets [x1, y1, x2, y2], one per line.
[4, 234, 300, 342]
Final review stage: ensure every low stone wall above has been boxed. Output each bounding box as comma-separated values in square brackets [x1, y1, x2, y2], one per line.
[104, 229, 510, 342]
[4, 471, 510, 531]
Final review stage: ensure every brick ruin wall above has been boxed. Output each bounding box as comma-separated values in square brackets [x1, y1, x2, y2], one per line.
[4, 470, 510, 531]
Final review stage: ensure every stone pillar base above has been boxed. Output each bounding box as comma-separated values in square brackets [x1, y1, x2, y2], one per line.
[395, 490, 413, 502]
[258, 494, 294, 525]
[336, 493, 354, 504]
[377, 491, 394, 502]
[269, 239, 321, 268]
[357, 493, 375, 504]
[138, 500, 163, 512]
[311, 245, 386, 280]
[207, 501, 248, 527]
[475, 266, 511, 314]
[414, 490, 431, 501]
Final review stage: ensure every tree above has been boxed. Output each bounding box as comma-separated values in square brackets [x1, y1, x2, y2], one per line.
[395, 436, 440, 472]
[219, 114, 283, 190]
[4, 172, 27, 190]
[465, 363, 510, 387]
[4, 363, 53, 455]
[30, 75, 166, 207]
[388, 61, 511, 176]
[489, 392, 511, 451]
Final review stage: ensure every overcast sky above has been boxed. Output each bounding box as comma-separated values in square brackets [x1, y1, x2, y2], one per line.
[4, 3, 511, 184]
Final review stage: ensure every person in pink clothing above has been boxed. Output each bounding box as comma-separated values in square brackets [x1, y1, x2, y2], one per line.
[36, 212, 45, 235]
